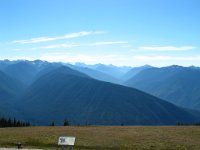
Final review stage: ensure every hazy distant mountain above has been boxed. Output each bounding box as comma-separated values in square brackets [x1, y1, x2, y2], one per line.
[75, 63, 132, 73]
[66, 65, 120, 84]
[16, 66, 199, 125]
[92, 64, 131, 78]
[125, 65, 200, 110]
[75, 63, 131, 79]
[122, 65, 152, 81]
[189, 66, 200, 71]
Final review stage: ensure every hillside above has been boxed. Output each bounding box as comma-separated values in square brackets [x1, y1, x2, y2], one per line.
[0, 71, 23, 116]
[16, 66, 199, 125]
[1, 60, 52, 87]
[125, 66, 200, 110]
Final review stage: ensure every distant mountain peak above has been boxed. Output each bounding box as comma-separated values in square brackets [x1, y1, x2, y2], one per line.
[165, 65, 183, 68]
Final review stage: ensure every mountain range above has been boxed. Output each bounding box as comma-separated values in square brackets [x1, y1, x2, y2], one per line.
[0, 60, 200, 125]
[125, 65, 200, 110]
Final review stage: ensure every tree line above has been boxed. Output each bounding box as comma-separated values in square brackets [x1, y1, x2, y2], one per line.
[0, 117, 31, 128]
[51, 119, 69, 126]
[177, 122, 200, 126]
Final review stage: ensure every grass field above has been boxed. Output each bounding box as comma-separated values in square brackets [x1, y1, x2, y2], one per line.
[0, 126, 200, 150]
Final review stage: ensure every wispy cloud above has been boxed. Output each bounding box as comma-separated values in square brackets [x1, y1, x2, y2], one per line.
[134, 55, 200, 61]
[14, 44, 79, 51]
[138, 46, 196, 51]
[90, 41, 128, 46]
[121, 45, 132, 48]
[33, 44, 79, 50]
[12, 31, 105, 44]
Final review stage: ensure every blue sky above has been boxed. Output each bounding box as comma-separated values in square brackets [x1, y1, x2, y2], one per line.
[0, 0, 200, 66]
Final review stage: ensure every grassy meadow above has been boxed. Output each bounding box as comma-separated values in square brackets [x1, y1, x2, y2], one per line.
[0, 126, 200, 150]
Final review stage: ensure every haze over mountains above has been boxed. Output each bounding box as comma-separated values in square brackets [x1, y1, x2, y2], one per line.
[125, 66, 200, 110]
[0, 60, 200, 125]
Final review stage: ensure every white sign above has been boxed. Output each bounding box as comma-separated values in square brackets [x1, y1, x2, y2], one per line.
[58, 136, 76, 146]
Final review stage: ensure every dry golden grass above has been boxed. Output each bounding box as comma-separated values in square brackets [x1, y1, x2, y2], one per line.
[0, 126, 200, 150]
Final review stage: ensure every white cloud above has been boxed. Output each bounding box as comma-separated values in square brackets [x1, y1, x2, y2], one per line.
[34, 44, 79, 50]
[12, 31, 105, 44]
[90, 41, 128, 46]
[13, 44, 79, 51]
[134, 55, 200, 61]
[121, 45, 132, 48]
[92, 31, 106, 34]
[138, 46, 196, 51]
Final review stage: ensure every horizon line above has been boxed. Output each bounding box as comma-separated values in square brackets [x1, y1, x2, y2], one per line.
[0, 59, 199, 68]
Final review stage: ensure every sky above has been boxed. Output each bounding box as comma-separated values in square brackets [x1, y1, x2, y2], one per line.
[0, 0, 200, 67]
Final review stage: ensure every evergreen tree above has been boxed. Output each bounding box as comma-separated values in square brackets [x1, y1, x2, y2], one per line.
[26, 122, 31, 127]
[0, 117, 31, 128]
[63, 119, 69, 126]
[16, 120, 20, 127]
[13, 118, 16, 127]
[51, 121, 55, 126]
[8, 118, 11, 127]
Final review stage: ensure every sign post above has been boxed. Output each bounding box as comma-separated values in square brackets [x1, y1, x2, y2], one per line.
[58, 136, 76, 150]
